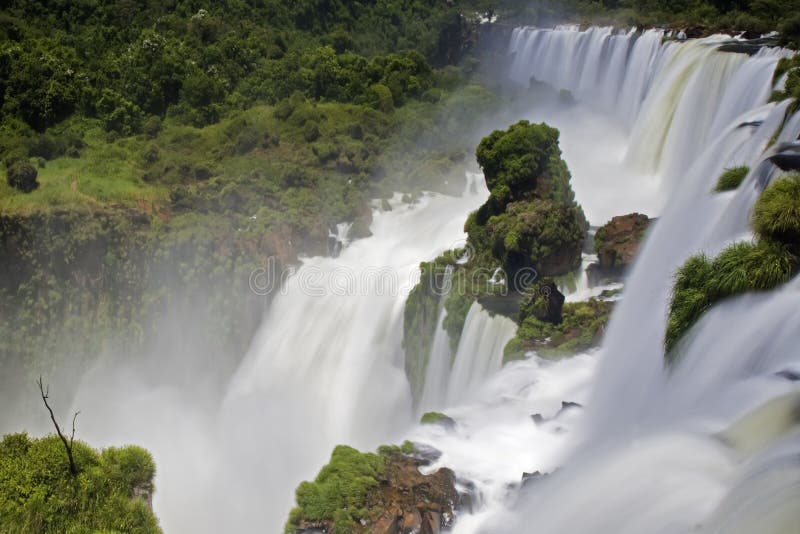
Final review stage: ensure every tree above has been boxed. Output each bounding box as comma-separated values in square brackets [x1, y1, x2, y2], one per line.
[36, 376, 79, 476]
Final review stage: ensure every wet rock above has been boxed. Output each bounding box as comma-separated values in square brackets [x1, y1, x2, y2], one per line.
[408, 442, 443, 465]
[373, 512, 400, 534]
[775, 369, 800, 381]
[588, 213, 651, 285]
[421, 511, 441, 534]
[556, 401, 582, 417]
[521, 470, 543, 488]
[456, 479, 479, 514]
[400, 509, 422, 532]
[531, 413, 545, 424]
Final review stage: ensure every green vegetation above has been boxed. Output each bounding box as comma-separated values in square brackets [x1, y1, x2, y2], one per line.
[0, 432, 160, 534]
[752, 173, 800, 245]
[504, 298, 613, 362]
[469, 121, 587, 281]
[714, 166, 749, 192]
[666, 174, 800, 358]
[287, 445, 384, 534]
[771, 55, 800, 104]
[420, 411, 456, 426]
[0, 1, 507, 413]
[285, 441, 416, 534]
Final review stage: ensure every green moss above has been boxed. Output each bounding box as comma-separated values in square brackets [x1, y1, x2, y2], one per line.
[503, 298, 613, 363]
[714, 166, 749, 192]
[287, 445, 384, 533]
[0, 433, 160, 534]
[420, 412, 454, 425]
[286, 441, 417, 534]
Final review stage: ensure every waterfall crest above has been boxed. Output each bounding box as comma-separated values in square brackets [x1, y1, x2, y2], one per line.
[508, 26, 790, 180]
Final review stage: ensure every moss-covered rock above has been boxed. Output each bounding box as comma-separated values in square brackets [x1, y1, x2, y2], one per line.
[285, 442, 457, 534]
[0, 432, 161, 533]
[714, 166, 749, 192]
[420, 411, 456, 429]
[504, 298, 613, 363]
[468, 121, 587, 282]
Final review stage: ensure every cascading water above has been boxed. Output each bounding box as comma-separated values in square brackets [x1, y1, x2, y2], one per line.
[411, 25, 800, 534]
[444, 302, 517, 406]
[508, 26, 791, 183]
[62, 23, 799, 534]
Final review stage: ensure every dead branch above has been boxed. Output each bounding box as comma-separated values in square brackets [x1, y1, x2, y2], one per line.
[37, 376, 78, 476]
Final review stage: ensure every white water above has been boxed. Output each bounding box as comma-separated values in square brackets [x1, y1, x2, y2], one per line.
[50, 24, 799, 534]
[70, 181, 494, 532]
[433, 27, 800, 533]
[508, 26, 790, 223]
[445, 302, 517, 406]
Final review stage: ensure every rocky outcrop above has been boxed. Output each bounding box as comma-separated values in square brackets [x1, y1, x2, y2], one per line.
[518, 280, 565, 324]
[588, 213, 651, 285]
[366, 453, 458, 534]
[288, 444, 462, 534]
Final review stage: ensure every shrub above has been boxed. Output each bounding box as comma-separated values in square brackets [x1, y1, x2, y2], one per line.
[6, 161, 39, 192]
[97, 89, 145, 136]
[303, 121, 320, 142]
[368, 83, 394, 113]
[752, 174, 800, 245]
[714, 166, 749, 192]
[142, 116, 162, 139]
[0, 433, 161, 533]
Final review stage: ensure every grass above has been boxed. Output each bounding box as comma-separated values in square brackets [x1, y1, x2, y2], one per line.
[666, 174, 800, 358]
[753, 174, 800, 244]
[714, 166, 749, 192]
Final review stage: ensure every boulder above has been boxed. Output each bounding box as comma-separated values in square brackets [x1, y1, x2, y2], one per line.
[588, 213, 651, 285]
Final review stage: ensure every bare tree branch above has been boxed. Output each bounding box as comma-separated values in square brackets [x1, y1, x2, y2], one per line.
[37, 376, 78, 476]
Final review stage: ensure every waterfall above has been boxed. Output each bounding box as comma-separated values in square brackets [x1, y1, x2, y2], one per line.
[445, 302, 518, 406]
[508, 26, 791, 181]
[418, 265, 454, 413]
[62, 24, 799, 534]
[442, 26, 800, 534]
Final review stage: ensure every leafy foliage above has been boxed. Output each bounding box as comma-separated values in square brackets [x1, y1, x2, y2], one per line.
[0, 433, 160, 534]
